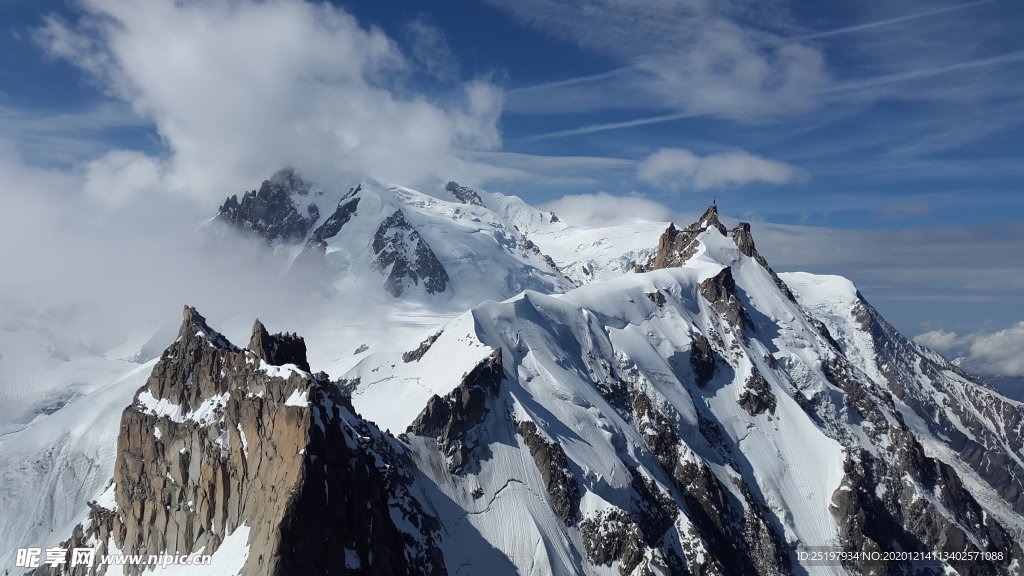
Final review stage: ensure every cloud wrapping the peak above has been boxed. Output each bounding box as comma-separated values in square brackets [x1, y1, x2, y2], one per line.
[637, 147, 799, 191]
[37, 0, 502, 204]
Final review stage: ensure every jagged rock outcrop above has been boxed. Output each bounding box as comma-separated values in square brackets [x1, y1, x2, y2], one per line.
[851, 295, 1024, 517]
[309, 187, 360, 247]
[444, 181, 483, 206]
[39, 306, 446, 576]
[247, 319, 310, 371]
[699, 267, 751, 332]
[407, 348, 503, 473]
[518, 421, 581, 525]
[689, 332, 717, 388]
[737, 368, 776, 416]
[402, 330, 442, 363]
[645, 290, 666, 306]
[580, 508, 647, 574]
[642, 203, 727, 271]
[373, 210, 450, 297]
[27, 198, 1024, 576]
[217, 168, 318, 243]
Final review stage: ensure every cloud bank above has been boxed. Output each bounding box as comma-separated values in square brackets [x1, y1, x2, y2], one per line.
[37, 0, 502, 204]
[637, 148, 799, 191]
[914, 322, 1024, 378]
[539, 192, 676, 227]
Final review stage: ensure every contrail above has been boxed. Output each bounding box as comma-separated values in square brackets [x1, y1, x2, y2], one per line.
[825, 49, 1024, 93]
[509, 0, 1005, 141]
[513, 111, 700, 142]
[509, 0, 997, 95]
[783, 0, 997, 43]
[513, 48, 1024, 141]
[507, 66, 633, 94]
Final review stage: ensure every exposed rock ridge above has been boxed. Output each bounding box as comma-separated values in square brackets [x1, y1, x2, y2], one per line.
[247, 319, 310, 372]
[407, 348, 503, 473]
[41, 306, 446, 576]
[309, 194, 360, 247]
[852, 295, 1024, 516]
[814, 347, 1023, 574]
[402, 330, 443, 363]
[444, 180, 483, 206]
[689, 332, 718, 388]
[642, 203, 728, 271]
[699, 266, 752, 333]
[372, 209, 450, 297]
[217, 168, 318, 243]
[518, 421, 581, 526]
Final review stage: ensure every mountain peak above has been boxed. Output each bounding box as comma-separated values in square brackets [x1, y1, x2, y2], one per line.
[444, 180, 484, 206]
[177, 305, 238, 351]
[728, 222, 798, 301]
[693, 202, 728, 235]
[248, 318, 311, 372]
[268, 166, 313, 197]
[643, 202, 728, 270]
[216, 168, 318, 243]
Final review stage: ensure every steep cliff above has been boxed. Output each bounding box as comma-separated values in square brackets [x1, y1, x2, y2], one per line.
[36, 307, 444, 576]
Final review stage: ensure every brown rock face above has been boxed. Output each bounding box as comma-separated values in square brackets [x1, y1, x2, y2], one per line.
[644, 204, 728, 271]
[698, 267, 751, 332]
[247, 318, 311, 371]
[51, 306, 445, 576]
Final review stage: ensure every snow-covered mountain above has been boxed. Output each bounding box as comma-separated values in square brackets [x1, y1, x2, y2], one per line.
[214, 168, 573, 305]
[5, 172, 1023, 575]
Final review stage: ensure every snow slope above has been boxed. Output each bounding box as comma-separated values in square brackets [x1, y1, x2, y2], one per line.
[344, 216, 1021, 574]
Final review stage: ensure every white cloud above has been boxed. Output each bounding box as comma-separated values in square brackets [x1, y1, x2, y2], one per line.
[36, 0, 502, 204]
[637, 148, 799, 191]
[82, 150, 166, 208]
[964, 323, 1024, 377]
[913, 329, 963, 354]
[539, 192, 675, 227]
[915, 322, 1024, 378]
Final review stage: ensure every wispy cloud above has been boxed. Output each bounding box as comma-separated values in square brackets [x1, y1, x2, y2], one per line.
[637, 148, 800, 192]
[405, 16, 459, 81]
[0, 101, 148, 167]
[489, 0, 829, 122]
[779, 0, 997, 43]
[824, 49, 1024, 95]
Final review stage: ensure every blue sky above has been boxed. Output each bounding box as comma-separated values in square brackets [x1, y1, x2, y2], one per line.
[0, 0, 1022, 375]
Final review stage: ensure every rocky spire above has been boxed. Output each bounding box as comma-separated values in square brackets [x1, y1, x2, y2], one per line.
[248, 318, 311, 372]
[64, 307, 446, 576]
[642, 202, 728, 270]
[729, 222, 797, 302]
[178, 305, 238, 351]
